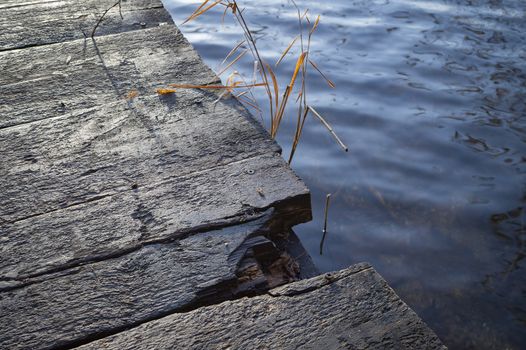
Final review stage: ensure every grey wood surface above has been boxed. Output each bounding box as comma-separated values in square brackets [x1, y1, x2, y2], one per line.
[0, 152, 309, 283]
[0, 91, 284, 223]
[1, 213, 314, 350]
[78, 264, 447, 350]
[0, 0, 172, 51]
[0, 25, 219, 129]
[0, 1, 313, 348]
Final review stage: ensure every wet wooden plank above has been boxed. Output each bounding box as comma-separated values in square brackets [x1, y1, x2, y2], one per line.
[0, 19, 310, 283]
[0, 153, 309, 283]
[0, 93, 280, 224]
[0, 213, 310, 350]
[0, 1, 316, 349]
[0, 25, 218, 129]
[0, 0, 172, 51]
[77, 264, 446, 350]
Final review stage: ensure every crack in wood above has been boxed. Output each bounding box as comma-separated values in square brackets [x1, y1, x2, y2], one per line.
[0, 210, 272, 289]
[0, 212, 315, 350]
[0, 150, 280, 225]
[0, 193, 113, 226]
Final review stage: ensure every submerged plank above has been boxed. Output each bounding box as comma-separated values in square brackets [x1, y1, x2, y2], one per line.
[0, 213, 310, 350]
[0, 25, 218, 129]
[0, 0, 171, 51]
[78, 264, 446, 350]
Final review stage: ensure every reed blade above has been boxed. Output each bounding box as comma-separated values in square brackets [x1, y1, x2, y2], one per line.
[265, 63, 280, 112]
[182, 0, 223, 25]
[217, 49, 248, 76]
[275, 35, 299, 67]
[308, 106, 348, 151]
[308, 59, 335, 88]
[167, 83, 267, 89]
[218, 40, 246, 70]
[310, 15, 321, 34]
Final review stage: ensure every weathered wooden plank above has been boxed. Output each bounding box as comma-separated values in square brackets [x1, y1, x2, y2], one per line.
[0, 0, 172, 51]
[77, 264, 446, 350]
[0, 153, 310, 282]
[0, 25, 218, 129]
[0, 93, 280, 224]
[0, 0, 311, 289]
[0, 1, 322, 349]
[0, 212, 310, 350]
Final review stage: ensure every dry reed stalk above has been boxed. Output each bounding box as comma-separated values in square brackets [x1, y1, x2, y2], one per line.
[91, 0, 122, 38]
[272, 51, 307, 138]
[309, 59, 335, 88]
[158, 0, 346, 162]
[308, 106, 349, 152]
[217, 49, 248, 76]
[319, 193, 332, 255]
[217, 40, 246, 70]
[182, 0, 224, 25]
[167, 83, 266, 89]
[275, 35, 300, 67]
[288, 1, 315, 163]
[228, 1, 275, 130]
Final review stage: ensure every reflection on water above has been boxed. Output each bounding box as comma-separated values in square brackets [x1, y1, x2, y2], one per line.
[163, 0, 525, 348]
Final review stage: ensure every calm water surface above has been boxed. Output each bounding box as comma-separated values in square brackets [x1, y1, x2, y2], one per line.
[163, 0, 526, 348]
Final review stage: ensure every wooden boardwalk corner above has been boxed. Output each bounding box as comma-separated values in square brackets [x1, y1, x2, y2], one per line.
[0, 1, 445, 349]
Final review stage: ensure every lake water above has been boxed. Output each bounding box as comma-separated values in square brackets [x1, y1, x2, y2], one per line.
[163, 0, 526, 348]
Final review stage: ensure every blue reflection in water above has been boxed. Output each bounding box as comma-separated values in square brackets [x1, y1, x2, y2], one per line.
[163, 0, 526, 348]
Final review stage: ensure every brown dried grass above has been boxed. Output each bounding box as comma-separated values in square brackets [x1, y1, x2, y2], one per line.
[157, 0, 347, 163]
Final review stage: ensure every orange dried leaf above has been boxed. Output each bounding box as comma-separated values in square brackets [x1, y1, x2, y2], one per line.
[289, 51, 307, 88]
[183, 0, 209, 24]
[126, 89, 139, 100]
[183, 0, 223, 25]
[310, 15, 321, 34]
[266, 64, 280, 112]
[156, 88, 177, 95]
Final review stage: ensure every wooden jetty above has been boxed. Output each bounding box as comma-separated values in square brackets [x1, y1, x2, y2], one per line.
[0, 1, 445, 349]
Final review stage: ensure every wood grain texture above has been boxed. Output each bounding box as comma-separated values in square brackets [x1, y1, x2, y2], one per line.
[0, 92, 281, 224]
[0, 15, 311, 283]
[78, 264, 447, 350]
[0, 1, 314, 347]
[0, 153, 309, 283]
[0, 213, 309, 350]
[0, 0, 172, 51]
[0, 25, 219, 129]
